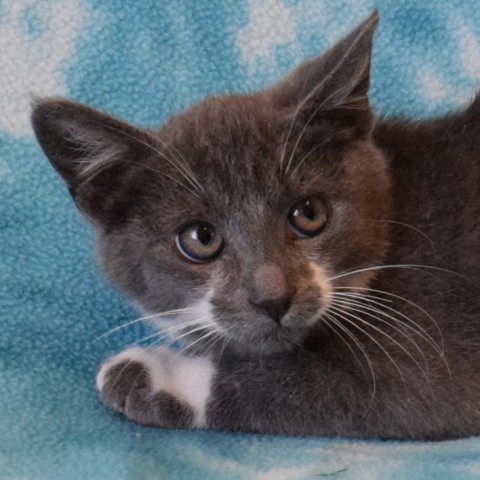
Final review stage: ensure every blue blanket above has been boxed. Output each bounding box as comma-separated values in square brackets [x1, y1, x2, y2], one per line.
[2, 0, 480, 478]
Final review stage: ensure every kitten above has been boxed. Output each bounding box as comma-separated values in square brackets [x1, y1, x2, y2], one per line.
[32, 12, 480, 440]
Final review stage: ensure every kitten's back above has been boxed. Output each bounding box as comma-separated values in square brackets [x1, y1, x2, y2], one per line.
[374, 96, 480, 283]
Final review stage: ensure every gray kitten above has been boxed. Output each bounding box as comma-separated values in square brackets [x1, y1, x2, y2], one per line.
[32, 13, 480, 439]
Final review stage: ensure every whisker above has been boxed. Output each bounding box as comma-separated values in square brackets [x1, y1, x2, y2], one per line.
[329, 304, 431, 379]
[110, 124, 201, 193]
[330, 264, 468, 283]
[155, 316, 212, 334]
[99, 123, 202, 197]
[332, 291, 446, 362]
[373, 220, 436, 253]
[279, 107, 301, 174]
[283, 80, 360, 176]
[138, 308, 195, 321]
[332, 293, 435, 345]
[120, 318, 212, 356]
[161, 320, 212, 343]
[179, 327, 220, 356]
[130, 330, 166, 347]
[278, 74, 312, 174]
[290, 128, 351, 177]
[334, 286, 445, 352]
[327, 306, 406, 381]
[151, 135, 204, 193]
[134, 319, 213, 353]
[90, 308, 195, 345]
[330, 306, 429, 379]
[199, 329, 225, 356]
[216, 325, 234, 361]
[330, 297, 430, 376]
[322, 312, 377, 414]
[283, 103, 320, 176]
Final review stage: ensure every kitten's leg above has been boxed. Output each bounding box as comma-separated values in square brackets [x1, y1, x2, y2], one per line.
[96, 347, 215, 429]
[207, 352, 371, 436]
[97, 347, 458, 438]
[97, 347, 372, 434]
[207, 354, 466, 439]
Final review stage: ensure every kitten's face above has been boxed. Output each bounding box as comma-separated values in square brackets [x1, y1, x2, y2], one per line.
[97, 94, 390, 355]
[32, 14, 389, 354]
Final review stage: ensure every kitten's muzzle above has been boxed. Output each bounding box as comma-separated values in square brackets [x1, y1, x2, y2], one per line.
[247, 262, 295, 324]
[248, 294, 292, 324]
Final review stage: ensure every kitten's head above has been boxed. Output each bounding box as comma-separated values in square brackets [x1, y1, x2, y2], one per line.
[32, 13, 391, 355]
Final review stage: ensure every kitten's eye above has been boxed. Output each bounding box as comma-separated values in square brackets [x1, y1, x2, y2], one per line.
[288, 196, 329, 238]
[176, 222, 223, 263]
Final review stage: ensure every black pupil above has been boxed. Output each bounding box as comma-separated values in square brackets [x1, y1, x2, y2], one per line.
[301, 200, 317, 221]
[194, 225, 213, 246]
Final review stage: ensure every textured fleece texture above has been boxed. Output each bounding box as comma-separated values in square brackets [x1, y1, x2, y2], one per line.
[2, 0, 480, 478]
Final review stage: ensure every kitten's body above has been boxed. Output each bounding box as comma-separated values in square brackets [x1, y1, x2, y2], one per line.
[32, 13, 480, 439]
[209, 111, 480, 440]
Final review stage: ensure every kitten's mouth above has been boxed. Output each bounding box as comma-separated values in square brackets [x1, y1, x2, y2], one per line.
[211, 309, 325, 356]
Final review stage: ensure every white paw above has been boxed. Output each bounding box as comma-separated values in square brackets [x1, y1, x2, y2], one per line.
[96, 347, 215, 427]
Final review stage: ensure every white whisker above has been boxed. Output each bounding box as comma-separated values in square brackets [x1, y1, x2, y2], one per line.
[90, 307, 195, 345]
[284, 78, 361, 176]
[130, 330, 166, 346]
[373, 220, 436, 252]
[152, 135, 204, 193]
[200, 329, 225, 356]
[290, 128, 351, 177]
[180, 327, 220, 356]
[327, 305, 406, 381]
[162, 319, 212, 343]
[322, 312, 377, 414]
[331, 291, 446, 364]
[99, 122, 202, 197]
[334, 286, 445, 352]
[330, 297, 430, 376]
[329, 303, 431, 379]
[156, 316, 211, 335]
[278, 74, 312, 174]
[330, 264, 468, 282]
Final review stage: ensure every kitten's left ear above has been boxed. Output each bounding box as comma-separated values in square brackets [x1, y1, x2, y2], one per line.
[268, 11, 379, 135]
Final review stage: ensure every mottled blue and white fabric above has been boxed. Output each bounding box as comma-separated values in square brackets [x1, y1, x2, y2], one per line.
[2, 1, 480, 479]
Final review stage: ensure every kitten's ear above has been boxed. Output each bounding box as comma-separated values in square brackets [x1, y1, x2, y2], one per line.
[268, 11, 378, 135]
[31, 99, 151, 192]
[32, 99, 153, 225]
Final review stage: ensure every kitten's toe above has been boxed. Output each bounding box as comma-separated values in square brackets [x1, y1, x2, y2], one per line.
[96, 347, 214, 429]
[97, 357, 149, 413]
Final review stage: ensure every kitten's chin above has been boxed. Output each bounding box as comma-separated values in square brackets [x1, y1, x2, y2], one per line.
[218, 321, 317, 357]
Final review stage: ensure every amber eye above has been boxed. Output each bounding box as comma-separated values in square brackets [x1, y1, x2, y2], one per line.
[176, 222, 223, 263]
[288, 196, 329, 238]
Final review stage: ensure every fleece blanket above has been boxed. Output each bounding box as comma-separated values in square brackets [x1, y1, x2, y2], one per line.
[2, 0, 480, 478]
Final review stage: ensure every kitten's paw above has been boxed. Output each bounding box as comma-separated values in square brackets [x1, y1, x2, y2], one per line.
[96, 347, 215, 428]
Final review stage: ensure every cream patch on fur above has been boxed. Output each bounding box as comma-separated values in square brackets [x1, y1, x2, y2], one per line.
[309, 262, 332, 323]
[96, 347, 216, 427]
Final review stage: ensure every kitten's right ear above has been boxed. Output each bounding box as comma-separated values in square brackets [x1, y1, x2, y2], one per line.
[31, 99, 151, 195]
[31, 99, 156, 225]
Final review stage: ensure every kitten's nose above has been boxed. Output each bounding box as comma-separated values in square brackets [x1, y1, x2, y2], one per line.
[248, 294, 292, 324]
